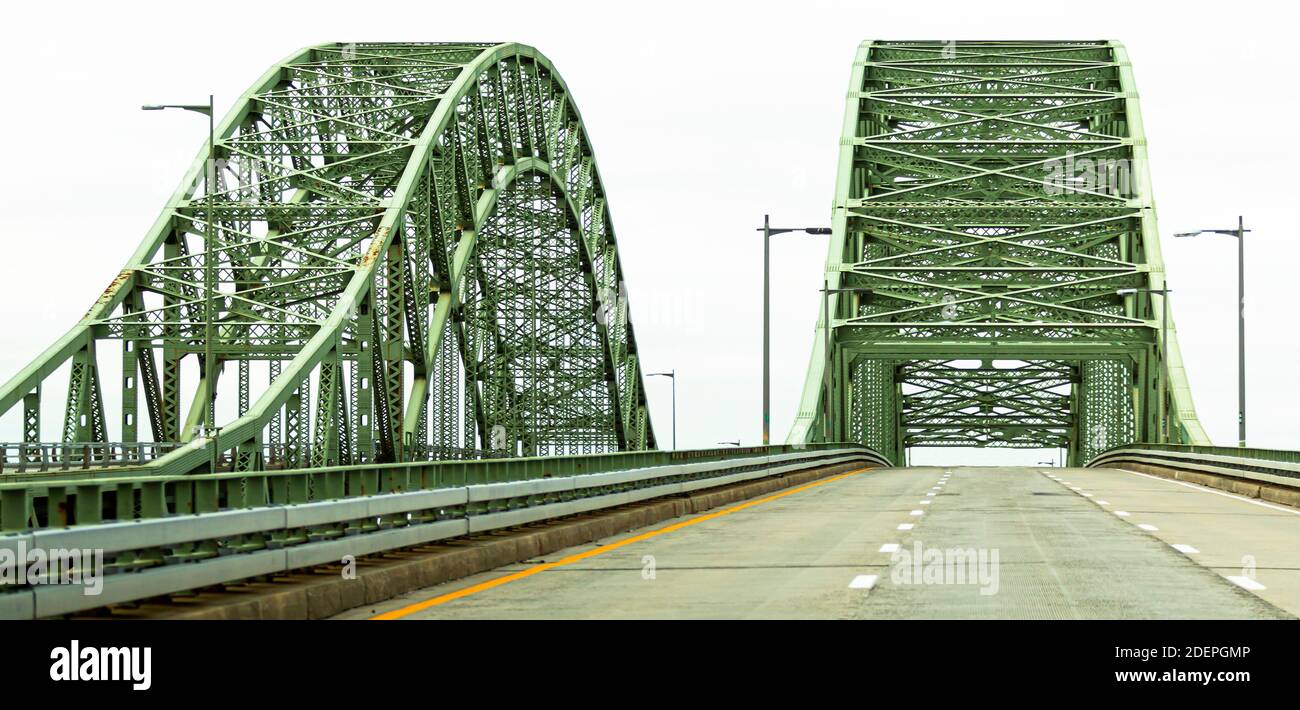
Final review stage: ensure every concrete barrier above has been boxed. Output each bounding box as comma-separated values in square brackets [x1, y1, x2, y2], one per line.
[1104, 460, 1300, 509]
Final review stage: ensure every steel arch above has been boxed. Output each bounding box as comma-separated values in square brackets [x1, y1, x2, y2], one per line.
[0, 42, 655, 474]
[789, 40, 1209, 464]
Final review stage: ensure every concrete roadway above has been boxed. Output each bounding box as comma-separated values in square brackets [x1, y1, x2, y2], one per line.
[344, 466, 1298, 620]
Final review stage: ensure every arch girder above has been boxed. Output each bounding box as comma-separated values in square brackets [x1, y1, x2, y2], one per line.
[0, 42, 654, 474]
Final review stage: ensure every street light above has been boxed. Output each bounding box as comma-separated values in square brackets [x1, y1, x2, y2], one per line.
[718, 441, 741, 447]
[758, 215, 831, 446]
[145, 96, 219, 470]
[647, 370, 676, 449]
[820, 285, 873, 442]
[1175, 216, 1250, 447]
[1117, 286, 1172, 443]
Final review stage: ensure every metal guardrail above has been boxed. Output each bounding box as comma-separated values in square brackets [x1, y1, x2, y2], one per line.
[0, 442, 183, 473]
[1088, 444, 1300, 488]
[0, 443, 889, 619]
[0, 441, 502, 476]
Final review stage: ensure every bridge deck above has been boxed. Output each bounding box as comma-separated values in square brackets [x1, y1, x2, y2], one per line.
[344, 467, 1297, 620]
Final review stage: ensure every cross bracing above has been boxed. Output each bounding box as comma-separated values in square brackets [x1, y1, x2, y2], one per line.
[0, 42, 655, 474]
[789, 40, 1209, 464]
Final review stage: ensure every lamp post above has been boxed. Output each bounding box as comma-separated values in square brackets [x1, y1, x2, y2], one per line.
[144, 96, 219, 470]
[758, 215, 831, 446]
[1117, 287, 1171, 443]
[1175, 217, 1250, 447]
[647, 370, 676, 449]
[819, 285, 873, 442]
[718, 440, 741, 447]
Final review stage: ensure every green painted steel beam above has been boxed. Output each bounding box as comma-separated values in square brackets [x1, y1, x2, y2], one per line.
[789, 40, 1209, 464]
[0, 43, 656, 474]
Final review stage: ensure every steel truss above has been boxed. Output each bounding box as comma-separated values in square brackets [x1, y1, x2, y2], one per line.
[790, 40, 1209, 464]
[0, 43, 655, 474]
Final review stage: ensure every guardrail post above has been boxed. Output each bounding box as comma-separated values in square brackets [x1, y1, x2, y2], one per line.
[444, 462, 463, 487]
[195, 479, 219, 513]
[412, 463, 430, 490]
[287, 474, 308, 504]
[310, 472, 327, 501]
[325, 471, 345, 498]
[174, 482, 194, 515]
[74, 485, 102, 525]
[115, 482, 135, 521]
[141, 481, 166, 518]
[346, 468, 365, 496]
[222, 478, 243, 509]
[268, 475, 286, 505]
[245, 475, 268, 508]
[381, 468, 401, 494]
[1, 489, 30, 532]
[47, 486, 69, 527]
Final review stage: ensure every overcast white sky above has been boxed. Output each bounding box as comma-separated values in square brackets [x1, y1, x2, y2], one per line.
[0, 0, 1295, 464]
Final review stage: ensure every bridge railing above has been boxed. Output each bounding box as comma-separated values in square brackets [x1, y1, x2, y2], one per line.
[0, 442, 889, 618]
[1087, 443, 1300, 488]
[0, 442, 185, 473]
[0, 442, 884, 532]
[0, 441, 511, 476]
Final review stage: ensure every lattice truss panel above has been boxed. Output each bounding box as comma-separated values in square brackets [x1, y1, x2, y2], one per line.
[899, 360, 1072, 449]
[792, 40, 1207, 463]
[0, 43, 655, 473]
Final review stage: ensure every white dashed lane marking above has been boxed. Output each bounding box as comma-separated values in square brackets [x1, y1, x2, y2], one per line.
[1124, 469, 1300, 517]
[1044, 470, 1295, 606]
[849, 575, 878, 590]
[1226, 575, 1266, 591]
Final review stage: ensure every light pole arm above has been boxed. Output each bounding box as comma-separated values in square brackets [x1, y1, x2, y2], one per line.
[760, 217, 831, 447]
[1174, 218, 1249, 446]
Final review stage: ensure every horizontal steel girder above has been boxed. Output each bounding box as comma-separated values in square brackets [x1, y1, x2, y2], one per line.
[789, 40, 1210, 464]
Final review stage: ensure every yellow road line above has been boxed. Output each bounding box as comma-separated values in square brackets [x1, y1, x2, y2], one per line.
[370, 466, 870, 620]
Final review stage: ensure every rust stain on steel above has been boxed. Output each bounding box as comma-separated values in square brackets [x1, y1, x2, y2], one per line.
[360, 227, 390, 267]
[86, 270, 133, 318]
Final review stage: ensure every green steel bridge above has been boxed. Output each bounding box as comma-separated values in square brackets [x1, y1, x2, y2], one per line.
[2, 42, 657, 477]
[1, 41, 1295, 620]
[789, 39, 1207, 465]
